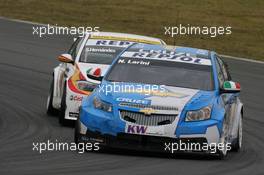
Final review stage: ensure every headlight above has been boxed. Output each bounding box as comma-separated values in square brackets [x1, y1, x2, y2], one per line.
[185, 106, 211, 121]
[93, 97, 112, 112]
[77, 81, 97, 91]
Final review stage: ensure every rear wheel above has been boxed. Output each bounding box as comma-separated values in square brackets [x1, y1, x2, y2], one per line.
[46, 77, 58, 115]
[59, 82, 68, 125]
[232, 113, 243, 151]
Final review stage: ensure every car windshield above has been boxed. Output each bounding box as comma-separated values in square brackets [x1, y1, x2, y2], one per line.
[79, 46, 125, 65]
[105, 57, 214, 91]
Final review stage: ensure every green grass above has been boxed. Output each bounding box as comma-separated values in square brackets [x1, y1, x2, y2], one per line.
[0, 0, 263, 60]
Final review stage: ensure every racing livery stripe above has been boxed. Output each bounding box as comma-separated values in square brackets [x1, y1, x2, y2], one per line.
[67, 78, 89, 95]
[67, 64, 91, 95]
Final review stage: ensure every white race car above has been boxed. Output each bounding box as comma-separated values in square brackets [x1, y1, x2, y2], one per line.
[46, 32, 166, 125]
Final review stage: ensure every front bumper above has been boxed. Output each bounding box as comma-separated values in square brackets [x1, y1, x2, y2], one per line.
[79, 104, 222, 144]
[77, 113, 221, 153]
[77, 127, 208, 153]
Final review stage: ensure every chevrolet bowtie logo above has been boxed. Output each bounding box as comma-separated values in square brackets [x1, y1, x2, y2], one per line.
[140, 108, 156, 115]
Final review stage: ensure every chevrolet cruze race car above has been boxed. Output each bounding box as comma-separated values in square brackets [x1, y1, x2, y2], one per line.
[46, 32, 166, 125]
[75, 43, 243, 159]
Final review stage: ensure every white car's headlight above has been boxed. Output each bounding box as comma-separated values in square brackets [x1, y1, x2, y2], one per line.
[185, 106, 211, 121]
[93, 97, 112, 112]
[77, 81, 97, 91]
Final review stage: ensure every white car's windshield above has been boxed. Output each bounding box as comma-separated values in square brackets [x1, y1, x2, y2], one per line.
[79, 45, 125, 65]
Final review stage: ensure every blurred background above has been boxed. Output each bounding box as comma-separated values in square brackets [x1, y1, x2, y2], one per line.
[0, 0, 263, 60]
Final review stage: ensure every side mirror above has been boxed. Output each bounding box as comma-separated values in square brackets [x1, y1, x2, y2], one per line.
[86, 68, 103, 81]
[57, 54, 74, 64]
[220, 81, 241, 93]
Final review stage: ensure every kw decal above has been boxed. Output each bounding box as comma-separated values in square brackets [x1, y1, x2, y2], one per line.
[127, 125, 148, 134]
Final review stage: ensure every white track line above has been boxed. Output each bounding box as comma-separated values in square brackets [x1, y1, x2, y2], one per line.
[0, 16, 48, 26]
[1, 16, 263, 64]
[220, 54, 264, 64]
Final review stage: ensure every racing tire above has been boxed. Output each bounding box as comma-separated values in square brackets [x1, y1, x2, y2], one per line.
[232, 113, 243, 152]
[74, 119, 81, 144]
[74, 125, 85, 153]
[217, 118, 229, 160]
[46, 77, 59, 115]
[59, 82, 68, 126]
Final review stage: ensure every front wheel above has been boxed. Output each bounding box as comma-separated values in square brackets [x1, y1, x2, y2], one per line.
[217, 118, 229, 159]
[232, 113, 243, 151]
[59, 82, 68, 125]
[46, 77, 59, 115]
[74, 117, 81, 144]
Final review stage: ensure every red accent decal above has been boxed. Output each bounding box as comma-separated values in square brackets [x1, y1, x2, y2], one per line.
[235, 82, 241, 89]
[93, 68, 101, 77]
[79, 71, 86, 80]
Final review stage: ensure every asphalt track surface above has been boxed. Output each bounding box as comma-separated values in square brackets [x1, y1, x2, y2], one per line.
[0, 18, 264, 175]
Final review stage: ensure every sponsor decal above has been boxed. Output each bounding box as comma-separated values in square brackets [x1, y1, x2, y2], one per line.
[86, 47, 116, 53]
[121, 51, 212, 65]
[90, 35, 161, 45]
[81, 136, 105, 143]
[123, 89, 188, 98]
[85, 39, 133, 47]
[96, 40, 132, 47]
[137, 49, 186, 56]
[116, 97, 150, 105]
[69, 112, 79, 118]
[127, 125, 148, 134]
[118, 59, 150, 66]
[70, 95, 83, 101]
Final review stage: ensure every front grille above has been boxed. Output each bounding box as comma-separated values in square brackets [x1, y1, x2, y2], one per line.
[120, 110, 177, 126]
[119, 102, 178, 111]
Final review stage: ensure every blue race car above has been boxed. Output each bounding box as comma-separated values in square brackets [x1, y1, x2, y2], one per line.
[75, 43, 243, 159]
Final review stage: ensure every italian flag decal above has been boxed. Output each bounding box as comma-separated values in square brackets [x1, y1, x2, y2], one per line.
[224, 81, 241, 90]
[86, 68, 101, 77]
